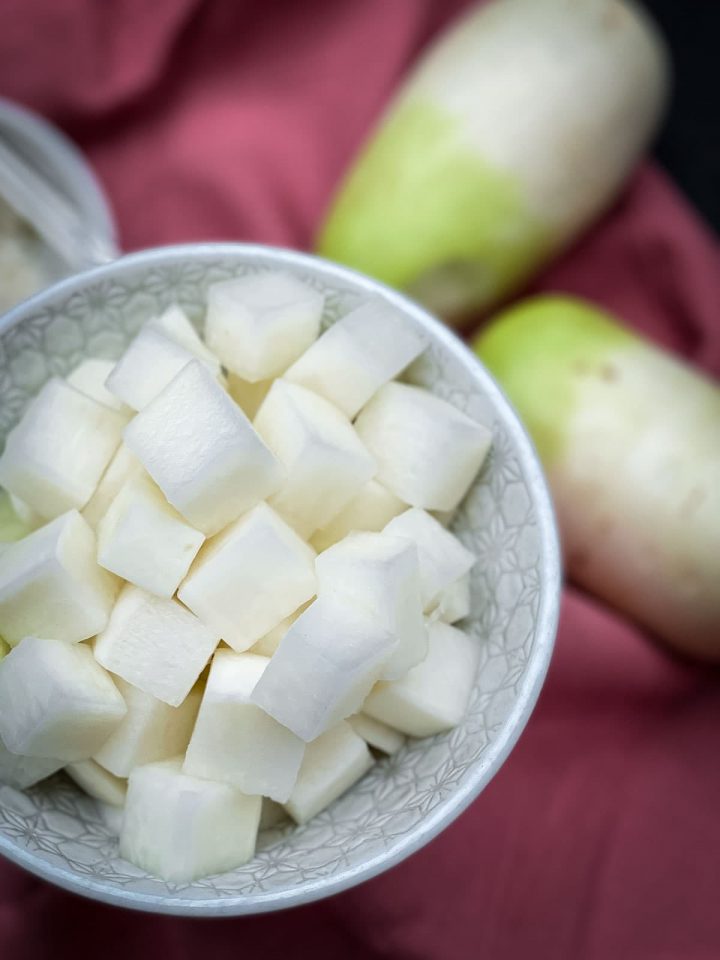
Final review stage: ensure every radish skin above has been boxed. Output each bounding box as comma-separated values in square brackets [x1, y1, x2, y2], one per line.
[475, 296, 720, 660]
[318, 0, 669, 324]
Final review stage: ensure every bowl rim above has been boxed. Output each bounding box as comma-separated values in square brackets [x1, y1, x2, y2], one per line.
[0, 242, 561, 915]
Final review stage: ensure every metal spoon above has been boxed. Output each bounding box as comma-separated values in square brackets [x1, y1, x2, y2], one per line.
[0, 136, 116, 270]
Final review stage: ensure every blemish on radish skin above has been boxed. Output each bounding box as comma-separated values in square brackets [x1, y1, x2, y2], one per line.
[603, 3, 628, 32]
[571, 360, 620, 384]
[599, 363, 619, 383]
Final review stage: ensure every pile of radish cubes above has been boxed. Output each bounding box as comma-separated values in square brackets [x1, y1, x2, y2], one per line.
[0, 272, 492, 882]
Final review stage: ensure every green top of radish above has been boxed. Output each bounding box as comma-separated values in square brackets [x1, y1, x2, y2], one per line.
[474, 295, 636, 463]
[318, 102, 550, 318]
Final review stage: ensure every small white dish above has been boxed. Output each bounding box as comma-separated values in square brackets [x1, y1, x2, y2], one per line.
[0, 243, 560, 915]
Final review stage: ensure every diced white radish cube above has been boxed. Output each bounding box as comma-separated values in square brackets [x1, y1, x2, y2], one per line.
[254, 381, 376, 538]
[0, 378, 125, 519]
[94, 677, 201, 778]
[316, 532, 427, 679]
[106, 326, 219, 412]
[120, 758, 261, 882]
[67, 358, 132, 415]
[0, 510, 120, 646]
[227, 374, 272, 419]
[310, 479, 406, 552]
[355, 382, 492, 511]
[0, 738, 63, 789]
[97, 473, 205, 598]
[0, 491, 36, 545]
[178, 502, 316, 651]
[94, 585, 219, 707]
[124, 360, 282, 536]
[260, 798, 287, 830]
[82, 445, 143, 529]
[284, 722, 373, 824]
[251, 600, 313, 657]
[183, 651, 305, 803]
[8, 494, 43, 532]
[0, 637, 127, 761]
[205, 271, 323, 382]
[284, 298, 426, 418]
[66, 759, 127, 807]
[384, 508, 475, 610]
[348, 714, 405, 755]
[431, 574, 471, 624]
[364, 622, 480, 737]
[146, 304, 220, 373]
[251, 598, 395, 742]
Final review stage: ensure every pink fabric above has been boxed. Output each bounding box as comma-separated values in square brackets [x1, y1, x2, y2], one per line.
[1, 2, 719, 957]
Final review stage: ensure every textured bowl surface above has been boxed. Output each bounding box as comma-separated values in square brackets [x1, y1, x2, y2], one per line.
[0, 244, 560, 915]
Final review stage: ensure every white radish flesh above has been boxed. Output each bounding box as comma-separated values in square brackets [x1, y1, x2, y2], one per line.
[9, 494, 43, 532]
[178, 502, 316, 652]
[316, 531, 427, 679]
[284, 722, 373, 824]
[0, 378, 125, 520]
[355, 382, 491, 511]
[310, 479, 406, 552]
[124, 360, 282, 536]
[120, 758, 261, 883]
[251, 598, 396, 742]
[205, 271, 323, 382]
[97, 473, 205, 598]
[81, 445, 144, 529]
[364, 621, 479, 737]
[0, 637, 127, 761]
[146, 304, 221, 373]
[254, 380, 376, 538]
[384, 508, 475, 610]
[183, 651, 305, 803]
[0, 509, 120, 646]
[94, 678, 201, 778]
[66, 759, 127, 807]
[67, 358, 132, 416]
[106, 326, 218, 412]
[0, 491, 37, 544]
[431, 573, 471, 624]
[251, 600, 314, 657]
[284, 298, 426, 418]
[94, 585, 219, 707]
[348, 714, 405, 755]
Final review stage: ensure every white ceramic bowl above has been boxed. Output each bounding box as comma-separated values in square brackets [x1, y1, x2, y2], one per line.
[0, 244, 560, 915]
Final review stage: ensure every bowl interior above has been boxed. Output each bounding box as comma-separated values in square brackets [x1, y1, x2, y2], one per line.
[0, 244, 559, 915]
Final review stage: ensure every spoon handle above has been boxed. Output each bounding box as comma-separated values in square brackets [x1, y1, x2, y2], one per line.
[0, 138, 116, 268]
